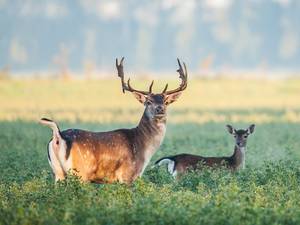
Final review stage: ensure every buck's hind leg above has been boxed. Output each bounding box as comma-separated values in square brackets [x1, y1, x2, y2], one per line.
[48, 140, 66, 182]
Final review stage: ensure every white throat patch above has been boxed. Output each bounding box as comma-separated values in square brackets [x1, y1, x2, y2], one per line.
[140, 123, 166, 176]
[239, 147, 246, 169]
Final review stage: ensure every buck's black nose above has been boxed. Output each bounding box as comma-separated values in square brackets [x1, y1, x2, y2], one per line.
[156, 106, 165, 114]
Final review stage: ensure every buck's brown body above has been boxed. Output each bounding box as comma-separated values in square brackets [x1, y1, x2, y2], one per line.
[46, 112, 166, 183]
[41, 57, 187, 183]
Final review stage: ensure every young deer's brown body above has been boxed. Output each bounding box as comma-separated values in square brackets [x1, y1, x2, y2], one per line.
[41, 58, 187, 184]
[155, 124, 255, 177]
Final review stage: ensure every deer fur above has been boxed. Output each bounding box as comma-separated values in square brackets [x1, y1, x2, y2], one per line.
[41, 58, 187, 184]
[155, 124, 255, 177]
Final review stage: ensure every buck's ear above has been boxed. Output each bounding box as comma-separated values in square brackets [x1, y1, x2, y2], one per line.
[226, 124, 235, 134]
[164, 92, 182, 105]
[247, 124, 255, 134]
[132, 92, 147, 104]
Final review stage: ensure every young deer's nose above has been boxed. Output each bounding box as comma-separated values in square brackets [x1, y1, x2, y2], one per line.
[155, 105, 165, 114]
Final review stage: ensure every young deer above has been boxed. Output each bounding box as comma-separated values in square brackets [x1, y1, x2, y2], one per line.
[40, 58, 187, 184]
[155, 124, 255, 177]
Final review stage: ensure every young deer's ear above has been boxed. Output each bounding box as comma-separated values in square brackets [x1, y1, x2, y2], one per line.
[164, 92, 182, 105]
[247, 124, 255, 134]
[226, 124, 235, 134]
[132, 92, 147, 104]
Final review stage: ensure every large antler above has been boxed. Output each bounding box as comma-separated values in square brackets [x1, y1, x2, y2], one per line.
[162, 58, 188, 95]
[116, 57, 154, 95]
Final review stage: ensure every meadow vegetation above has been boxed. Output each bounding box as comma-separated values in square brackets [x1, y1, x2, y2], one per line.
[0, 79, 300, 224]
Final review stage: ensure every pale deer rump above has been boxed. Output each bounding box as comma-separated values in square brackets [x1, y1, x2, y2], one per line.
[155, 157, 177, 177]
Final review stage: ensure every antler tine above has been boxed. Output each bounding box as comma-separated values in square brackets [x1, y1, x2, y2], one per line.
[177, 58, 182, 74]
[176, 58, 187, 80]
[127, 78, 149, 95]
[116, 57, 150, 95]
[116, 57, 127, 93]
[149, 80, 154, 93]
[182, 62, 188, 89]
[162, 83, 168, 93]
[163, 58, 188, 95]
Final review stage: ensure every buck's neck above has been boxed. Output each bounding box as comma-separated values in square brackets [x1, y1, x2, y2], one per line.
[134, 111, 166, 174]
[230, 145, 246, 170]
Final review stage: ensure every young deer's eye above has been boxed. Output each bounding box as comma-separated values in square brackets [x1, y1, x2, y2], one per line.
[244, 135, 248, 138]
[146, 101, 152, 105]
[233, 135, 236, 138]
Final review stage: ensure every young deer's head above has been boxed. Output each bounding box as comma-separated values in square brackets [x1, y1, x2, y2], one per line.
[116, 57, 187, 122]
[226, 124, 255, 148]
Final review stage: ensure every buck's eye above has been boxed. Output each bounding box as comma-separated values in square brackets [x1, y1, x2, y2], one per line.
[146, 101, 152, 105]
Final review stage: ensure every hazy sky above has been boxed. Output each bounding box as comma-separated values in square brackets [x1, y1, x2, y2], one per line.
[1, 0, 300, 74]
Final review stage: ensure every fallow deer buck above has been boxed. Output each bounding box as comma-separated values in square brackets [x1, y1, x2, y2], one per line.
[40, 57, 187, 184]
[155, 124, 255, 177]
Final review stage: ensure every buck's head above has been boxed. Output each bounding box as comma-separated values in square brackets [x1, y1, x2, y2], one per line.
[116, 57, 187, 122]
[226, 124, 255, 148]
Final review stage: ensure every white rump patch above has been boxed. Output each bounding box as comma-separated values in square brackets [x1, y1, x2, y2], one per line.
[48, 141, 61, 172]
[48, 140, 69, 181]
[157, 158, 176, 177]
[48, 138, 72, 175]
[157, 158, 170, 166]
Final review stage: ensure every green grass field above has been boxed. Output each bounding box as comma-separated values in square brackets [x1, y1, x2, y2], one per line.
[0, 79, 300, 225]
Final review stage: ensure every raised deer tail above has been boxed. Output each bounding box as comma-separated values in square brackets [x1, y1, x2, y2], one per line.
[39, 118, 61, 140]
[155, 156, 176, 176]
